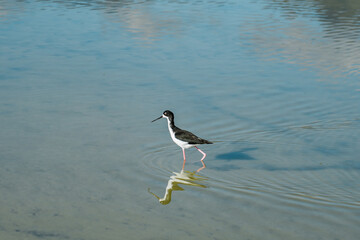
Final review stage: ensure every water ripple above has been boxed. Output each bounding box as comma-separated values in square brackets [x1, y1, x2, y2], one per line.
[240, 0, 360, 79]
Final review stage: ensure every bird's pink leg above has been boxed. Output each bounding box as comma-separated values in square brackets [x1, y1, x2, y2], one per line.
[182, 148, 186, 171]
[194, 146, 206, 172]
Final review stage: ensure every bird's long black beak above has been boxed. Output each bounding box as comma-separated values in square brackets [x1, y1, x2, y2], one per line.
[151, 115, 163, 122]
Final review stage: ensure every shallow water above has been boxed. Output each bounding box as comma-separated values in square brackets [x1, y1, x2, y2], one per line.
[1, 0, 360, 239]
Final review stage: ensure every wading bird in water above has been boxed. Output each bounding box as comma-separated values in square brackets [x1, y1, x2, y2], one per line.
[152, 110, 212, 172]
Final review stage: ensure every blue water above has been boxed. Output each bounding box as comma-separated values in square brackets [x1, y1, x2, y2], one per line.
[1, 0, 360, 239]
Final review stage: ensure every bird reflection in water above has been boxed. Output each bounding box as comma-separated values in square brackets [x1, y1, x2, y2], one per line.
[148, 170, 207, 205]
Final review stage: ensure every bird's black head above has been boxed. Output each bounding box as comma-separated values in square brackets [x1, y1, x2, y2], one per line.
[151, 110, 174, 122]
[162, 110, 174, 119]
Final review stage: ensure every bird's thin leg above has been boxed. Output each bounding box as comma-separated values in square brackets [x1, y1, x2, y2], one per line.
[182, 148, 186, 171]
[194, 146, 206, 172]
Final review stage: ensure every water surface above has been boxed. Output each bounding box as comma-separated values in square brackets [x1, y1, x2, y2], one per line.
[1, 0, 359, 239]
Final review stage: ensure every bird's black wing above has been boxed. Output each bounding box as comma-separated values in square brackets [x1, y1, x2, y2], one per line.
[175, 129, 212, 144]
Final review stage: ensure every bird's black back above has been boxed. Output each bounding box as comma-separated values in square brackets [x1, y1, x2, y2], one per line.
[173, 127, 213, 145]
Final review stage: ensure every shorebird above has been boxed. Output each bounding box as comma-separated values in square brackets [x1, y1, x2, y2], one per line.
[152, 110, 212, 172]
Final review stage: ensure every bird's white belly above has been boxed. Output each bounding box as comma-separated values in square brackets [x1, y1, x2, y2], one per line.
[171, 134, 194, 149]
[168, 125, 194, 149]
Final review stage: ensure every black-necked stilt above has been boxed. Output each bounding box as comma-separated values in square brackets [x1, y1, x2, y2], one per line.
[152, 110, 212, 172]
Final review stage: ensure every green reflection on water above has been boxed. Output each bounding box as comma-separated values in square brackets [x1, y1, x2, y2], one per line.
[148, 170, 207, 205]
